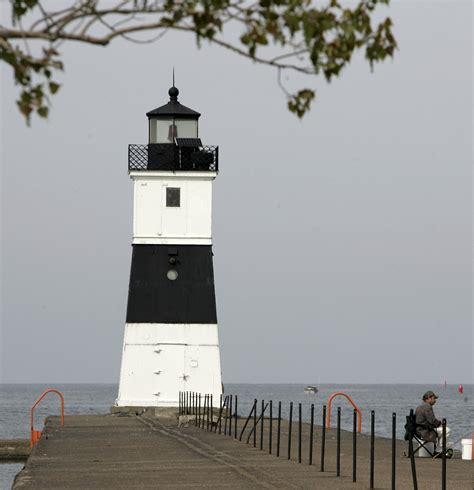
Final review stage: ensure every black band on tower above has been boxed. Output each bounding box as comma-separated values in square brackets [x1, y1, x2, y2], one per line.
[126, 244, 217, 324]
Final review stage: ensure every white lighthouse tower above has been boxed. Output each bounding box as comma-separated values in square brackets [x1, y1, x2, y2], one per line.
[116, 86, 222, 408]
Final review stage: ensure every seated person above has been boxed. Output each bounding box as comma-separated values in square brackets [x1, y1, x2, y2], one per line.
[415, 390, 451, 453]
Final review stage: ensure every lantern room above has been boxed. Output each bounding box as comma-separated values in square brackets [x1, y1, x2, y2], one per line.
[147, 86, 200, 144]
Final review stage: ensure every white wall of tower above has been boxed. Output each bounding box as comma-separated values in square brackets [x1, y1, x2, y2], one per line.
[131, 171, 216, 245]
[116, 323, 222, 407]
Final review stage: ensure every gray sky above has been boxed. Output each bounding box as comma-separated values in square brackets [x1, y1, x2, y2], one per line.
[1, 1, 472, 384]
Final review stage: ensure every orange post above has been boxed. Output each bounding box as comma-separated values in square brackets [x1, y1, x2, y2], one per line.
[30, 389, 65, 448]
[326, 392, 362, 433]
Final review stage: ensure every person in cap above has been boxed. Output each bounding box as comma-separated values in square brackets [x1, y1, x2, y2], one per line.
[415, 390, 451, 452]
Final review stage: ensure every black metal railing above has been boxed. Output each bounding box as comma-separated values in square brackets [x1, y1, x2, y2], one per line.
[128, 144, 218, 172]
[178, 390, 456, 489]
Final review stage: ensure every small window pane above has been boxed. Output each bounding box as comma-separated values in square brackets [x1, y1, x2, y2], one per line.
[166, 187, 180, 207]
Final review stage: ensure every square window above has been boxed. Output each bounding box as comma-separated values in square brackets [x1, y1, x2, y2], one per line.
[166, 187, 180, 207]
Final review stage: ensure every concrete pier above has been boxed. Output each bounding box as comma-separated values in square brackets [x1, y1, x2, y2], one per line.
[13, 414, 472, 489]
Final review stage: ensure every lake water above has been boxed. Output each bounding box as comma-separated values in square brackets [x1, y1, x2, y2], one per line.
[1, 383, 471, 489]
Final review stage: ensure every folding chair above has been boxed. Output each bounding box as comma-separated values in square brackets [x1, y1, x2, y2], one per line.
[404, 409, 436, 458]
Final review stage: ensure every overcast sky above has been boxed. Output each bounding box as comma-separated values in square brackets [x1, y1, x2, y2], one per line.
[1, 1, 472, 385]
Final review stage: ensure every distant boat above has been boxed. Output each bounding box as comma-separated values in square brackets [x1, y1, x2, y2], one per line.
[304, 386, 318, 394]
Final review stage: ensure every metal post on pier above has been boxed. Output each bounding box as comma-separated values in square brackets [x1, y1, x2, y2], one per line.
[309, 404, 314, 466]
[253, 399, 257, 448]
[336, 406, 341, 476]
[229, 395, 233, 437]
[198, 394, 202, 428]
[441, 419, 447, 490]
[298, 403, 302, 464]
[260, 400, 265, 450]
[195, 393, 198, 426]
[269, 400, 273, 454]
[218, 395, 223, 434]
[234, 395, 238, 439]
[239, 400, 254, 442]
[210, 395, 213, 430]
[288, 402, 293, 460]
[353, 408, 357, 482]
[224, 396, 229, 435]
[321, 405, 326, 472]
[370, 410, 375, 489]
[277, 401, 281, 457]
[391, 412, 396, 489]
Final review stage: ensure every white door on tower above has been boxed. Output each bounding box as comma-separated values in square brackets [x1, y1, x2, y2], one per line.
[154, 343, 186, 404]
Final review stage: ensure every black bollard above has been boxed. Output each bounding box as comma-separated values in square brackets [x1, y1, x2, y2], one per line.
[407, 409, 418, 490]
[195, 393, 198, 426]
[269, 400, 273, 454]
[198, 393, 202, 428]
[321, 405, 326, 472]
[218, 394, 223, 434]
[309, 404, 314, 465]
[391, 412, 396, 490]
[277, 401, 282, 457]
[253, 399, 257, 448]
[298, 403, 302, 464]
[239, 400, 254, 442]
[288, 402, 293, 460]
[353, 409, 357, 482]
[442, 419, 447, 490]
[370, 410, 375, 489]
[210, 394, 213, 430]
[229, 394, 233, 437]
[224, 396, 229, 435]
[336, 406, 341, 476]
[260, 400, 265, 450]
[234, 395, 238, 439]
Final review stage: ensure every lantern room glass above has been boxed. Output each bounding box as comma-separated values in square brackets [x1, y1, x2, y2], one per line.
[149, 118, 198, 143]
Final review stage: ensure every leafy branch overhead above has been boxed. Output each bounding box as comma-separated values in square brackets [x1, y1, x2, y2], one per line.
[1, 0, 396, 123]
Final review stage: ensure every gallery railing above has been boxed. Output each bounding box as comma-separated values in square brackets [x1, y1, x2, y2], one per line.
[128, 144, 218, 172]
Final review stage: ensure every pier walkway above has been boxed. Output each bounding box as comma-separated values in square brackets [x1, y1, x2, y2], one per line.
[13, 414, 472, 489]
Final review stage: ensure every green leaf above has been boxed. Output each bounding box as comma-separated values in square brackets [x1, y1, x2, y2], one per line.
[37, 106, 49, 118]
[288, 89, 315, 118]
[49, 82, 60, 94]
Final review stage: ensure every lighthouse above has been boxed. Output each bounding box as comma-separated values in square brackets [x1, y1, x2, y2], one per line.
[116, 86, 222, 408]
